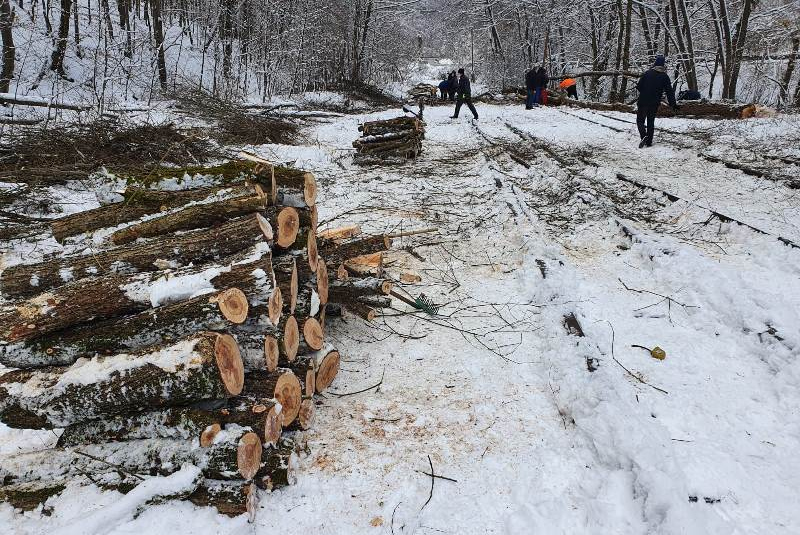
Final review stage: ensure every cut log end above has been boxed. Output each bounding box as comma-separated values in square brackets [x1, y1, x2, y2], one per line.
[304, 368, 316, 397]
[316, 350, 340, 393]
[303, 318, 324, 351]
[200, 423, 222, 447]
[215, 333, 245, 396]
[269, 287, 283, 326]
[303, 172, 318, 207]
[317, 258, 329, 305]
[276, 207, 300, 248]
[264, 336, 279, 372]
[215, 288, 249, 324]
[336, 264, 348, 280]
[274, 372, 302, 425]
[284, 316, 300, 361]
[307, 229, 319, 272]
[265, 406, 282, 445]
[297, 398, 315, 430]
[237, 432, 263, 480]
[255, 212, 274, 241]
[289, 259, 298, 315]
[380, 280, 393, 294]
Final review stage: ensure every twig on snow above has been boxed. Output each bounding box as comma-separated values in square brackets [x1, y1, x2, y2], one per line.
[329, 366, 385, 397]
[607, 322, 669, 395]
[421, 455, 435, 511]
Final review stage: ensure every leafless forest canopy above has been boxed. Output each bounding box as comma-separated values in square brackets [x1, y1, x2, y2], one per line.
[0, 0, 798, 106]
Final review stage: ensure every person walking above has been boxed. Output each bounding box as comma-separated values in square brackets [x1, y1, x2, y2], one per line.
[451, 68, 478, 120]
[533, 66, 549, 105]
[635, 55, 679, 148]
[447, 71, 457, 101]
[525, 68, 537, 109]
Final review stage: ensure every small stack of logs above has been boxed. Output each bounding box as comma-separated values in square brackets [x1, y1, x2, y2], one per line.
[407, 83, 438, 100]
[353, 116, 426, 163]
[0, 157, 395, 518]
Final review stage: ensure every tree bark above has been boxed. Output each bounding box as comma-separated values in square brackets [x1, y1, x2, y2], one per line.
[2, 214, 273, 299]
[110, 194, 267, 245]
[0, 332, 244, 428]
[51, 184, 256, 243]
[50, 0, 73, 77]
[0, 0, 14, 93]
[0, 427, 261, 485]
[780, 35, 799, 105]
[150, 0, 168, 90]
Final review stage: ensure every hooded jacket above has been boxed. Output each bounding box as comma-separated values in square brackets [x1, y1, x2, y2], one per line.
[636, 66, 677, 108]
[458, 74, 471, 98]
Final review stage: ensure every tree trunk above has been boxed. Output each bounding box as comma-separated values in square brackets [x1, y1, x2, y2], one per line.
[0, 427, 261, 485]
[2, 214, 273, 299]
[50, 185, 256, 243]
[0, 332, 244, 428]
[779, 35, 799, 105]
[50, 0, 72, 77]
[57, 395, 282, 448]
[0, 0, 14, 93]
[110, 194, 268, 245]
[150, 0, 167, 90]
[618, 0, 634, 99]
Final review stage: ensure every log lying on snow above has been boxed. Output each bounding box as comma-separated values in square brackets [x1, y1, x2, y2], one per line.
[238, 153, 318, 208]
[189, 480, 259, 518]
[0, 427, 263, 486]
[50, 185, 256, 243]
[233, 315, 299, 372]
[327, 277, 393, 305]
[547, 93, 758, 119]
[110, 194, 267, 245]
[1, 213, 274, 299]
[57, 395, 283, 448]
[0, 332, 244, 428]
[319, 234, 391, 266]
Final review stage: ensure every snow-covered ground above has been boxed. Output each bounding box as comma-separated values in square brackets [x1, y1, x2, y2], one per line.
[2, 102, 799, 534]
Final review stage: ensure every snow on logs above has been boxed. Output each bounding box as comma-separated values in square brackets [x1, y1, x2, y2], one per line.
[353, 116, 425, 162]
[0, 160, 395, 517]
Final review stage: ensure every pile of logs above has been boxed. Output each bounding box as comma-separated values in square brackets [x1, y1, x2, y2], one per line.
[0, 158, 395, 518]
[407, 83, 438, 100]
[353, 116, 426, 163]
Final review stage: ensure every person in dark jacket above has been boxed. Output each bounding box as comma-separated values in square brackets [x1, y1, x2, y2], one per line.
[636, 55, 679, 147]
[451, 68, 478, 120]
[447, 71, 457, 101]
[533, 66, 548, 105]
[525, 68, 537, 109]
[438, 77, 449, 100]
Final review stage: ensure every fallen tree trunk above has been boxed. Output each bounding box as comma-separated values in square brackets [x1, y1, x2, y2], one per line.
[57, 395, 282, 448]
[189, 480, 259, 518]
[319, 234, 391, 266]
[547, 94, 757, 119]
[328, 277, 393, 305]
[0, 332, 244, 428]
[0, 427, 262, 486]
[1, 214, 273, 299]
[50, 185, 254, 243]
[110, 194, 267, 245]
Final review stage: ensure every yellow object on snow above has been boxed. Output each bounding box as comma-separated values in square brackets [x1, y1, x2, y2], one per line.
[651, 346, 666, 360]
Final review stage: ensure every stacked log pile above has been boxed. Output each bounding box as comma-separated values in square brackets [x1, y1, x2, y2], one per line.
[0, 158, 395, 518]
[353, 116, 426, 163]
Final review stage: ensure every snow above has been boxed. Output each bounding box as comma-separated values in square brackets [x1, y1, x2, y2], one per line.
[121, 265, 231, 308]
[49, 465, 201, 535]
[2, 99, 800, 533]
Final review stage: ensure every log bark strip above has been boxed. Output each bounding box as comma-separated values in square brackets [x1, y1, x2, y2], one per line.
[1, 214, 273, 299]
[0, 332, 244, 428]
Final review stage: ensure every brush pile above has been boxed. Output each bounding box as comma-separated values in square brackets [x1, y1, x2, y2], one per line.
[0, 158, 394, 518]
[353, 116, 426, 164]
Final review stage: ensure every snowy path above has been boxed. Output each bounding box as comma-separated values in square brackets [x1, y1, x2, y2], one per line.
[2, 104, 799, 534]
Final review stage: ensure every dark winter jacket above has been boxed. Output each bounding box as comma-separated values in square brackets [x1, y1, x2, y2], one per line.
[448, 74, 458, 91]
[534, 68, 548, 89]
[438, 79, 449, 90]
[636, 67, 677, 108]
[525, 69, 536, 90]
[458, 75, 471, 98]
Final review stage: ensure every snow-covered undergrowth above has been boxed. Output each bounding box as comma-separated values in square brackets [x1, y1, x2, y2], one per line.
[1, 102, 799, 534]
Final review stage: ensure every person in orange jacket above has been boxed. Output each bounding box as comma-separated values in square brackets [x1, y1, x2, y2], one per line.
[559, 78, 578, 99]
